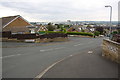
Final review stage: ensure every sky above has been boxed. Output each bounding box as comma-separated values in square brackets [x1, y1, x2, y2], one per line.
[0, 0, 119, 22]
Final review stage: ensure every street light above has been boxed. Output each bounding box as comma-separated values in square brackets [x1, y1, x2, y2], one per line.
[105, 5, 112, 38]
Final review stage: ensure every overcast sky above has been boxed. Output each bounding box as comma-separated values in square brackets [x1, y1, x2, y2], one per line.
[0, 0, 119, 22]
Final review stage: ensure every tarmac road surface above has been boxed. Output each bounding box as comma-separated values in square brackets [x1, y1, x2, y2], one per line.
[2, 37, 118, 78]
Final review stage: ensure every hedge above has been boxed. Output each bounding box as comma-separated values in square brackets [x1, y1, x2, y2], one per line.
[38, 31, 94, 37]
[38, 31, 65, 34]
[94, 31, 100, 36]
[67, 32, 94, 36]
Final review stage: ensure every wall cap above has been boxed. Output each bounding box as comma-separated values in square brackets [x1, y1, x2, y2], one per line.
[103, 39, 120, 45]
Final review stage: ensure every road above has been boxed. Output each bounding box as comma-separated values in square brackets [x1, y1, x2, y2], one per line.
[2, 37, 118, 78]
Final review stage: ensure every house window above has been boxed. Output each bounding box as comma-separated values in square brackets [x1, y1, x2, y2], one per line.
[12, 33, 17, 34]
[18, 32, 24, 34]
[29, 29, 35, 33]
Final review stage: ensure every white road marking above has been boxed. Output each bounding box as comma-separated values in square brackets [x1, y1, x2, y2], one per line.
[2, 54, 22, 59]
[40, 50, 46, 52]
[54, 47, 65, 50]
[74, 44, 82, 46]
[35, 55, 72, 79]
[40, 47, 65, 52]
[3, 55, 16, 58]
[16, 54, 21, 56]
[40, 49, 53, 52]
[88, 51, 93, 54]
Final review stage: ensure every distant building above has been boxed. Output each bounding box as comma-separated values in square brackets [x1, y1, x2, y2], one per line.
[67, 20, 71, 23]
[37, 25, 48, 32]
[67, 25, 81, 32]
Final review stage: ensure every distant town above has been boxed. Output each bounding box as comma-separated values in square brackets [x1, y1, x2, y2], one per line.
[1, 15, 120, 40]
[31, 21, 118, 26]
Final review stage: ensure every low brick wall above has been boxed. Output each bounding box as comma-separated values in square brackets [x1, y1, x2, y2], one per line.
[102, 39, 120, 63]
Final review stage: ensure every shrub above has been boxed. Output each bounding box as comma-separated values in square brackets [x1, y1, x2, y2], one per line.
[81, 29, 85, 32]
[47, 31, 65, 34]
[95, 27, 104, 34]
[39, 31, 46, 34]
[94, 31, 100, 36]
[39, 33, 67, 39]
[111, 34, 120, 43]
[112, 31, 118, 34]
[47, 23, 56, 31]
[63, 28, 67, 33]
[38, 31, 94, 37]
[38, 31, 64, 34]
[67, 32, 94, 36]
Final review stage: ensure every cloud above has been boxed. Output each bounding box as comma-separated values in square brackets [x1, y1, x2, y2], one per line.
[0, 0, 119, 22]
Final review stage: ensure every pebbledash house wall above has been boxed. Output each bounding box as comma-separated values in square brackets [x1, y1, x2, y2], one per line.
[2, 17, 31, 33]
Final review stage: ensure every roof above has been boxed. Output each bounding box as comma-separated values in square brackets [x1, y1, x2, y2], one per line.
[7, 26, 29, 33]
[1, 15, 19, 28]
[1, 15, 32, 28]
[37, 26, 48, 32]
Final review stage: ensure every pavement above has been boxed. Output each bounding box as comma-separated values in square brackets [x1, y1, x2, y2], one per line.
[1, 37, 118, 79]
[42, 46, 118, 78]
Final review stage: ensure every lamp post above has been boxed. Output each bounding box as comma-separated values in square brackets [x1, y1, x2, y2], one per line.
[105, 5, 112, 38]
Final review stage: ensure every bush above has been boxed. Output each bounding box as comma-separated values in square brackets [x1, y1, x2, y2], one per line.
[94, 31, 100, 36]
[47, 23, 56, 31]
[63, 28, 67, 33]
[47, 31, 65, 34]
[81, 29, 85, 32]
[38, 31, 94, 37]
[112, 31, 118, 34]
[39, 33, 67, 39]
[39, 31, 46, 34]
[95, 27, 104, 34]
[38, 31, 64, 34]
[67, 32, 94, 36]
[111, 34, 120, 43]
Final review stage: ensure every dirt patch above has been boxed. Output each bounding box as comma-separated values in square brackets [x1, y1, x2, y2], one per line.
[2, 37, 68, 43]
[35, 37, 68, 43]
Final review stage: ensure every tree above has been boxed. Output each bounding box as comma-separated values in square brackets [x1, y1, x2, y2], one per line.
[47, 23, 55, 31]
[81, 28, 85, 32]
[63, 28, 67, 33]
[95, 27, 104, 34]
[94, 31, 100, 36]
[87, 25, 91, 27]
[64, 25, 69, 28]
[117, 27, 120, 34]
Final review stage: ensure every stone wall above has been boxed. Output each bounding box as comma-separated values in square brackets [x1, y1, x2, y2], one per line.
[102, 39, 120, 63]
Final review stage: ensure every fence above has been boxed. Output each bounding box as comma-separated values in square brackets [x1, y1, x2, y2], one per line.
[2, 32, 67, 40]
[2, 31, 11, 38]
[39, 33, 67, 39]
[8, 34, 38, 40]
[111, 34, 120, 43]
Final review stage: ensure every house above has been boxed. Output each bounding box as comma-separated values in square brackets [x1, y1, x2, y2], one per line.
[29, 23, 48, 32]
[67, 25, 81, 32]
[85, 25, 95, 32]
[1, 15, 34, 34]
[26, 26, 37, 33]
[36, 25, 48, 32]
